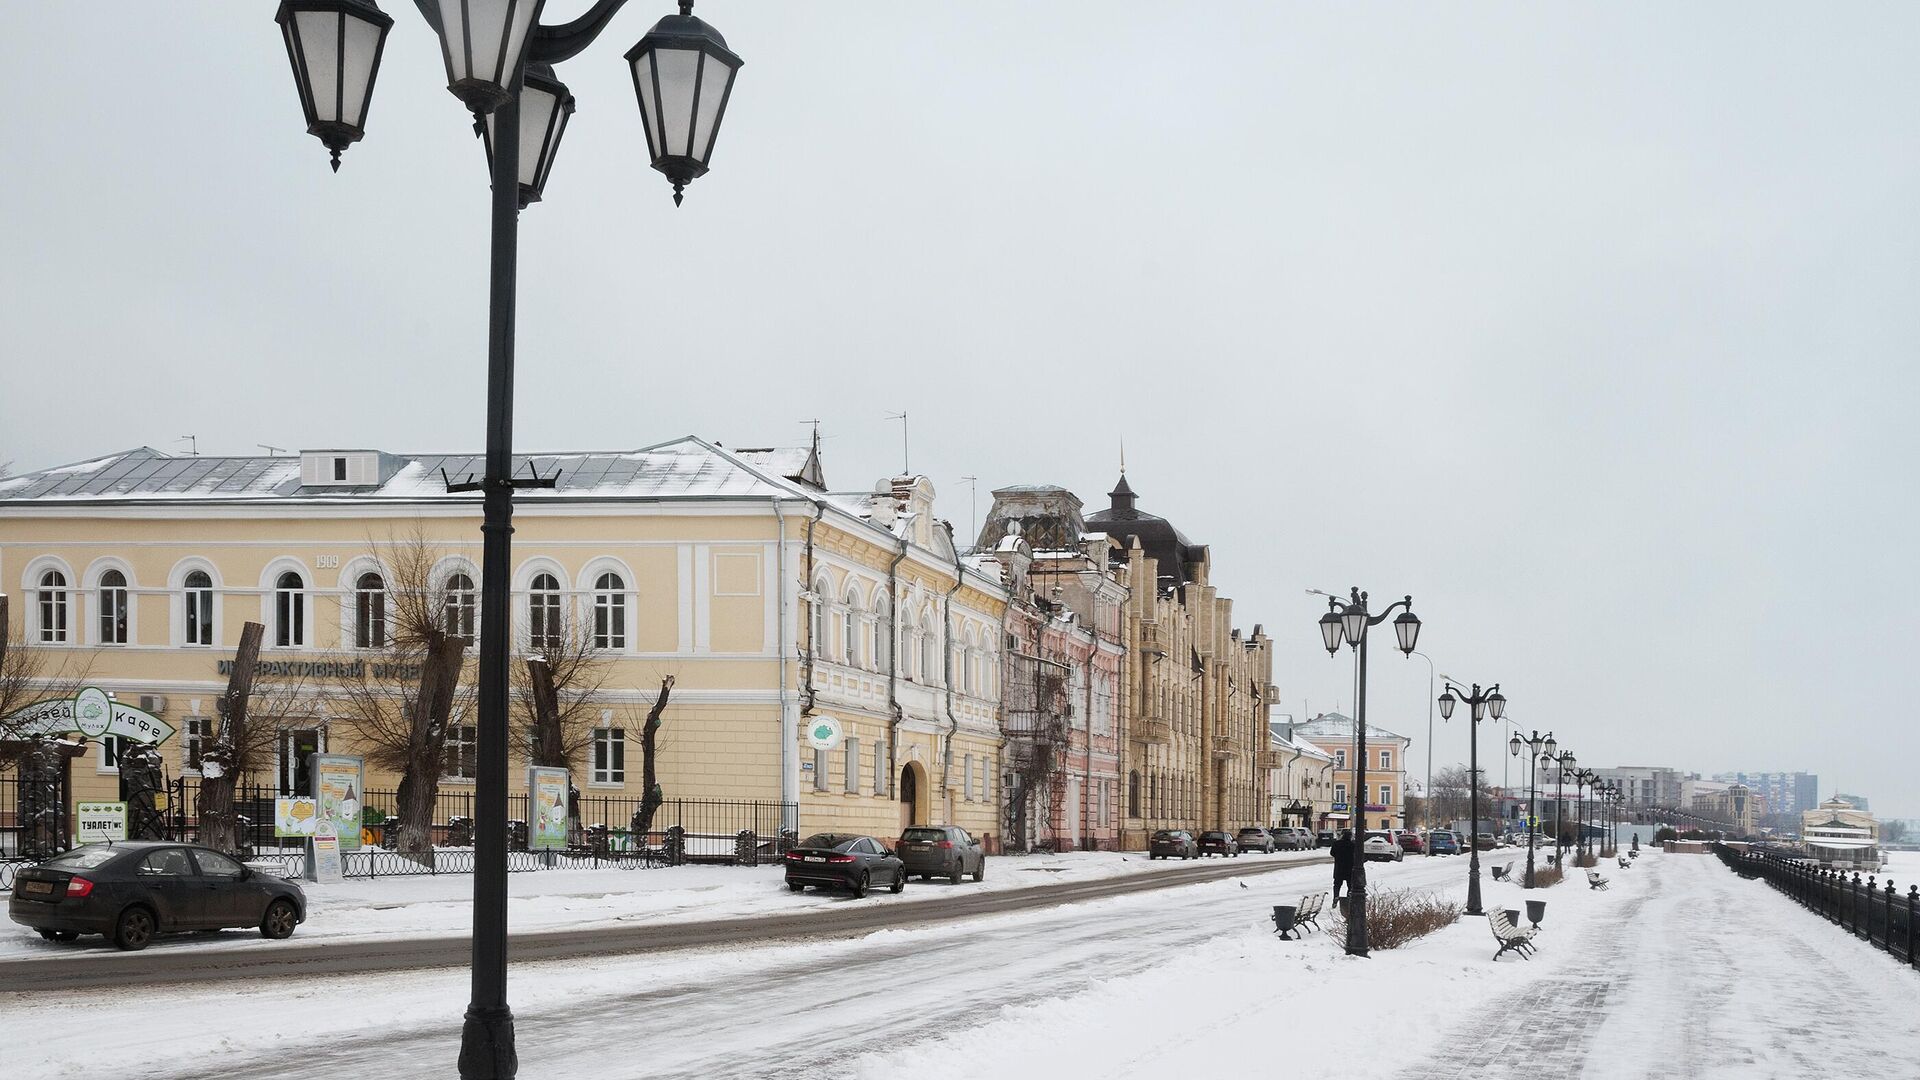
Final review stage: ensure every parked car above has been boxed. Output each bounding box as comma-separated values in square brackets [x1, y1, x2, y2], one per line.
[8, 841, 307, 951]
[1149, 830, 1200, 860]
[1236, 828, 1277, 854]
[1426, 829, 1462, 855]
[895, 825, 985, 884]
[784, 834, 906, 897]
[1394, 831, 1426, 855]
[1362, 831, 1404, 862]
[1198, 831, 1241, 857]
[1274, 827, 1315, 851]
[1475, 832, 1498, 851]
[1316, 828, 1338, 848]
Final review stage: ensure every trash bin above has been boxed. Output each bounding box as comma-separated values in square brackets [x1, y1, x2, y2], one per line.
[1526, 899, 1547, 929]
[1271, 904, 1300, 940]
[1504, 908, 1521, 928]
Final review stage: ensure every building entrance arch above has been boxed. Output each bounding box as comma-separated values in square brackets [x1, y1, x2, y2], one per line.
[899, 759, 930, 831]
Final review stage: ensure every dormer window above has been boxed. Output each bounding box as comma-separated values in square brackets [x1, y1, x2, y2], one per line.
[333, 457, 348, 481]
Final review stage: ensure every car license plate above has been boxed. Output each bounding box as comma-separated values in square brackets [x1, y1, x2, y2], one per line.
[804, 855, 826, 863]
[22, 880, 53, 897]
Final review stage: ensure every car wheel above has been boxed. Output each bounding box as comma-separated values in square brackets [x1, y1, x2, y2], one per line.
[972, 858, 985, 883]
[113, 906, 156, 952]
[851, 871, 870, 899]
[949, 863, 964, 885]
[261, 899, 299, 940]
[788, 882, 805, 892]
[36, 929, 79, 943]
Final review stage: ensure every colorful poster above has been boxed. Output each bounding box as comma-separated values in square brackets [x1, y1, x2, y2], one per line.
[76, 801, 127, 844]
[527, 766, 570, 851]
[275, 797, 319, 838]
[311, 753, 365, 852]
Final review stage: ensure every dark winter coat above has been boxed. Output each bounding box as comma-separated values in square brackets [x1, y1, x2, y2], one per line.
[1329, 835, 1355, 876]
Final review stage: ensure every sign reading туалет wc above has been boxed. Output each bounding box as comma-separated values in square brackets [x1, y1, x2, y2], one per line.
[76, 802, 128, 844]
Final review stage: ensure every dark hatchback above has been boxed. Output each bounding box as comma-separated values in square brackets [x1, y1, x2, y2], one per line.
[896, 825, 985, 883]
[784, 834, 906, 898]
[1198, 831, 1241, 857]
[9, 841, 307, 951]
[1149, 830, 1199, 859]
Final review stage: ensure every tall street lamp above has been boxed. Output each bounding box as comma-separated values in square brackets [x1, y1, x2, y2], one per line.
[1437, 680, 1505, 916]
[1315, 587, 1422, 957]
[1508, 728, 1554, 887]
[1410, 650, 1435, 837]
[272, 2, 744, 1076]
[1545, 749, 1575, 865]
[1573, 768, 1597, 860]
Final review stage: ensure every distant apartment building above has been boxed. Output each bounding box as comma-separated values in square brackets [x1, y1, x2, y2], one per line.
[1710, 771, 1819, 817]
[1594, 765, 1686, 808]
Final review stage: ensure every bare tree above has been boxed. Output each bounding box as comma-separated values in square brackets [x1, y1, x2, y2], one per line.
[511, 617, 618, 774]
[0, 594, 92, 753]
[1428, 764, 1495, 830]
[632, 675, 673, 838]
[323, 528, 473, 861]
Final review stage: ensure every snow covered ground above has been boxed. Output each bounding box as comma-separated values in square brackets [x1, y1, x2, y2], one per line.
[1, 849, 1914, 1079]
[0, 847, 1322, 962]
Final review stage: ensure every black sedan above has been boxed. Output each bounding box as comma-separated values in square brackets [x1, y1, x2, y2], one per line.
[1149, 830, 1199, 859]
[1198, 831, 1241, 857]
[783, 834, 907, 898]
[8, 841, 307, 951]
[896, 825, 985, 883]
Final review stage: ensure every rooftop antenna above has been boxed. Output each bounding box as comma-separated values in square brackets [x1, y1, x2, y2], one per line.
[885, 411, 909, 474]
[961, 475, 979, 543]
[1119, 435, 1126, 476]
[177, 435, 198, 456]
[257, 443, 287, 457]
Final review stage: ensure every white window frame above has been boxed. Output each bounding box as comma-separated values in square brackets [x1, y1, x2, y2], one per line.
[874, 740, 888, 796]
[96, 568, 131, 646]
[1335, 748, 1347, 768]
[591, 726, 626, 785]
[871, 595, 891, 675]
[268, 566, 308, 649]
[353, 571, 388, 650]
[592, 571, 629, 651]
[1380, 748, 1393, 770]
[35, 566, 71, 644]
[443, 723, 478, 782]
[844, 737, 861, 794]
[528, 572, 564, 653]
[444, 570, 478, 641]
[813, 745, 829, 791]
[963, 755, 974, 801]
[182, 569, 216, 647]
[98, 734, 134, 774]
[1334, 782, 1348, 807]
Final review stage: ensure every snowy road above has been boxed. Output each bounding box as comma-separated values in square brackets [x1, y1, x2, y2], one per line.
[5, 851, 1915, 1079]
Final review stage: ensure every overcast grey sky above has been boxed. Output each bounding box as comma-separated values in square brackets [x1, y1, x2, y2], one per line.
[2, 4, 1915, 816]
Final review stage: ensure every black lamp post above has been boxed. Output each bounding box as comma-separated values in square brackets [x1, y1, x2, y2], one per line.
[1438, 681, 1505, 916]
[272, 2, 743, 1077]
[1315, 587, 1421, 957]
[1545, 750, 1574, 865]
[1508, 728, 1553, 888]
[1574, 768, 1597, 860]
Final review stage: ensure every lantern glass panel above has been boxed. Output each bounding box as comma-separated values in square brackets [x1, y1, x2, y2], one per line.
[1318, 611, 1344, 654]
[632, 52, 662, 158]
[1437, 691, 1456, 720]
[691, 53, 732, 161]
[293, 11, 342, 122]
[1393, 610, 1420, 655]
[1488, 691, 1507, 720]
[1543, 735, 1557, 757]
[654, 47, 701, 157]
[1341, 608, 1367, 647]
[434, 0, 541, 108]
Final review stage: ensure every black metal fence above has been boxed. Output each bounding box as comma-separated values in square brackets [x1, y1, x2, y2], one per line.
[0, 770, 796, 889]
[1714, 843, 1918, 970]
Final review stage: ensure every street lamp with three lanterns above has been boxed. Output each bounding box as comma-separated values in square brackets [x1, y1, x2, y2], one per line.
[1509, 728, 1554, 887]
[1437, 680, 1506, 916]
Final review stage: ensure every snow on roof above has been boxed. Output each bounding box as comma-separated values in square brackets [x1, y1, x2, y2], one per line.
[1293, 712, 1408, 743]
[0, 438, 810, 504]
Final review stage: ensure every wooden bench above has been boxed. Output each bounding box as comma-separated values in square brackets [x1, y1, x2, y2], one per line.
[1488, 909, 1538, 960]
[1296, 891, 1326, 933]
[1490, 862, 1514, 882]
[1587, 870, 1611, 890]
[1618, 856, 1631, 869]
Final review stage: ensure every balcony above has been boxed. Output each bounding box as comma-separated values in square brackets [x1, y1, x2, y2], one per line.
[1139, 622, 1168, 657]
[1210, 728, 1241, 760]
[1131, 716, 1172, 745]
[1255, 750, 1287, 770]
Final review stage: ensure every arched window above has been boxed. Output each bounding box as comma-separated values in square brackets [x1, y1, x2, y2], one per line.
[529, 573, 563, 652]
[184, 570, 214, 646]
[354, 572, 387, 649]
[593, 572, 627, 650]
[899, 605, 916, 680]
[97, 570, 129, 645]
[36, 570, 69, 643]
[274, 571, 305, 647]
[841, 587, 861, 666]
[1128, 770, 1141, 818]
[920, 606, 938, 685]
[809, 575, 832, 661]
[444, 572, 477, 640]
[871, 594, 891, 674]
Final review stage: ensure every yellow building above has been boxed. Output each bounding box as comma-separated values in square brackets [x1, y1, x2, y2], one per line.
[0, 439, 1005, 846]
[1293, 712, 1409, 832]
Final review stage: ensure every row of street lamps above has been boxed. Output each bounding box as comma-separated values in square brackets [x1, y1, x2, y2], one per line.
[1313, 587, 1633, 955]
[271, 2, 744, 1076]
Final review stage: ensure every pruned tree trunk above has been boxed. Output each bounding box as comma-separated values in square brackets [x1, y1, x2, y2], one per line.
[200, 622, 263, 855]
[525, 657, 583, 845]
[391, 631, 466, 863]
[634, 675, 673, 838]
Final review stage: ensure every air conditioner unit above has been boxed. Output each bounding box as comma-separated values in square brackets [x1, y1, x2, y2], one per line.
[139, 695, 168, 714]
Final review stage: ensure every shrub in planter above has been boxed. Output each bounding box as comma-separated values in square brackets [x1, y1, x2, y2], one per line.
[1531, 867, 1564, 888]
[1330, 887, 1461, 950]
[1654, 826, 1678, 843]
[1574, 852, 1598, 868]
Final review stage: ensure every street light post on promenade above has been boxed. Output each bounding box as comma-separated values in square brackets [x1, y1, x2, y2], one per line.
[1437, 681, 1504, 916]
[1545, 750, 1575, 869]
[1574, 769, 1596, 860]
[271, 2, 744, 1075]
[1508, 729, 1554, 887]
[1411, 650, 1435, 839]
[1313, 588, 1422, 957]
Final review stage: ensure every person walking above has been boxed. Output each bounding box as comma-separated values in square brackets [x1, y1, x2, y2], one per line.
[1330, 829, 1355, 899]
